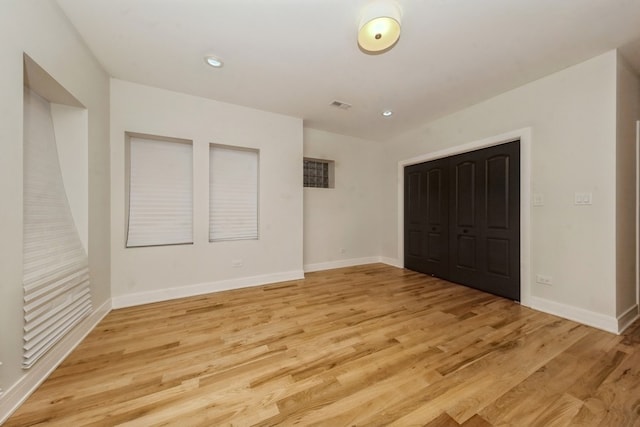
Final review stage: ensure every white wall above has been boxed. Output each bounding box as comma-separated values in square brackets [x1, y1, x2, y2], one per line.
[616, 54, 640, 326]
[303, 128, 384, 271]
[380, 51, 620, 330]
[0, 0, 110, 421]
[110, 79, 304, 307]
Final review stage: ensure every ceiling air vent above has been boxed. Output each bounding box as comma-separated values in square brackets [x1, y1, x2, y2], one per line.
[330, 100, 352, 110]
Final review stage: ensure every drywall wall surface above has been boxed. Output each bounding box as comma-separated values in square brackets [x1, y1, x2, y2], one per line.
[0, 0, 110, 413]
[381, 51, 618, 319]
[303, 128, 384, 269]
[616, 53, 640, 318]
[110, 79, 304, 302]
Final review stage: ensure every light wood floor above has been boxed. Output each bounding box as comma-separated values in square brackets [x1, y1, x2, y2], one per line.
[7, 264, 640, 426]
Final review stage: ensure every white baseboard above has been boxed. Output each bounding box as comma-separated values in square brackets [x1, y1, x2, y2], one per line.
[0, 299, 112, 425]
[379, 256, 402, 268]
[530, 296, 618, 334]
[111, 270, 305, 309]
[617, 304, 639, 333]
[304, 257, 383, 273]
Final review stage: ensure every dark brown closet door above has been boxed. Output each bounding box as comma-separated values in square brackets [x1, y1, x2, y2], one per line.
[404, 158, 449, 278]
[448, 141, 520, 300]
[404, 140, 520, 301]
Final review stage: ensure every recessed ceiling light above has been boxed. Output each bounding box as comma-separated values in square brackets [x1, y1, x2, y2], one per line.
[204, 55, 224, 68]
[382, 110, 393, 117]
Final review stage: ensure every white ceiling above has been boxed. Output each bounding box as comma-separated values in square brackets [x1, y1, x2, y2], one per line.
[56, 0, 640, 142]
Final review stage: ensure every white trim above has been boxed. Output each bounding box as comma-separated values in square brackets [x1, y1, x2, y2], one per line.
[618, 304, 639, 333]
[396, 127, 533, 307]
[304, 257, 382, 273]
[126, 136, 194, 247]
[530, 296, 618, 334]
[111, 270, 305, 309]
[379, 256, 402, 268]
[0, 299, 112, 425]
[209, 145, 259, 242]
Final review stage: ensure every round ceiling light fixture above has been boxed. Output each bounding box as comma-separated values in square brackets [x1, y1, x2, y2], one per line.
[358, 0, 402, 54]
[382, 110, 393, 117]
[204, 55, 224, 68]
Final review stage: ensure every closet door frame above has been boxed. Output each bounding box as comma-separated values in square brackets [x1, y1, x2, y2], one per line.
[396, 127, 532, 308]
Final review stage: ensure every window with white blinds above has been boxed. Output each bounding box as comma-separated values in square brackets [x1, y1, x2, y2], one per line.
[209, 145, 259, 241]
[22, 87, 92, 369]
[126, 135, 193, 247]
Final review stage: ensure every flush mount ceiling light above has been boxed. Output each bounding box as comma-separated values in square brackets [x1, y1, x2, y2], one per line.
[382, 110, 393, 117]
[358, 0, 402, 54]
[204, 55, 224, 68]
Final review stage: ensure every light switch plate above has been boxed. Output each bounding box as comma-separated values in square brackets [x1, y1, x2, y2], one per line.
[533, 193, 544, 206]
[574, 192, 592, 205]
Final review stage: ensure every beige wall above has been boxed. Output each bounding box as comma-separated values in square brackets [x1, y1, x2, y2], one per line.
[110, 79, 304, 307]
[303, 128, 384, 270]
[380, 51, 620, 328]
[0, 0, 110, 407]
[616, 54, 640, 321]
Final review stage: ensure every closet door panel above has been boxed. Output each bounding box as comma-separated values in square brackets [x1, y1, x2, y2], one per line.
[404, 158, 449, 278]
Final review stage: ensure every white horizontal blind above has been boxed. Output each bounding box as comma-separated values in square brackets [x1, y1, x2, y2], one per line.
[127, 137, 193, 247]
[209, 145, 259, 241]
[22, 88, 92, 369]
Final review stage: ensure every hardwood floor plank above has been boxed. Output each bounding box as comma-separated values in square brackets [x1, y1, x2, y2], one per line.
[479, 327, 619, 425]
[528, 393, 584, 427]
[6, 264, 640, 426]
[461, 414, 493, 427]
[423, 412, 461, 427]
[589, 349, 640, 426]
[388, 321, 589, 424]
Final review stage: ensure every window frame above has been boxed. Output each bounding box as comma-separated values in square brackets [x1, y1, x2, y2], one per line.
[303, 157, 335, 189]
[125, 132, 194, 248]
[209, 143, 260, 242]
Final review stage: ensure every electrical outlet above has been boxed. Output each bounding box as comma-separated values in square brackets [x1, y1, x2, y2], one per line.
[231, 259, 243, 268]
[536, 274, 552, 286]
